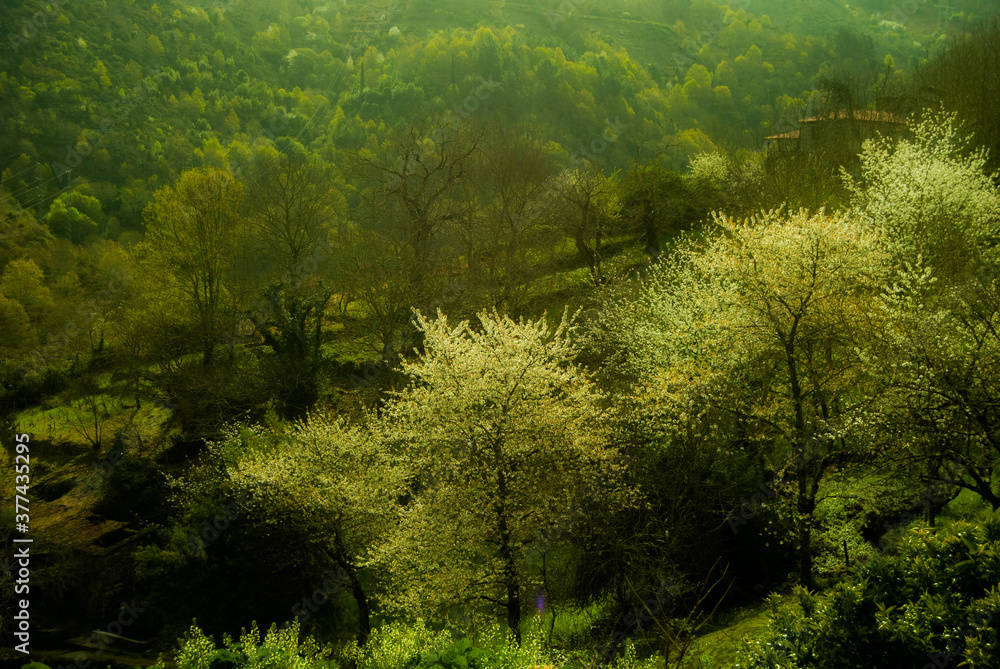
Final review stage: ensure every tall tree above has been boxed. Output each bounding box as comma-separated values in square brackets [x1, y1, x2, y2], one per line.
[844, 111, 1000, 283]
[244, 147, 346, 416]
[876, 263, 1000, 511]
[352, 123, 478, 288]
[594, 210, 893, 588]
[548, 165, 621, 286]
[348, 123, 479, 359]
[914, 16, 1000, 174]
[619, 163, 714, 254]
[461, 121, 558, 311]
[223, 417, 408, 644]
[847, 111, 1000, 509]
[141, 167, 250, 368]
[371, 309, 625, 643]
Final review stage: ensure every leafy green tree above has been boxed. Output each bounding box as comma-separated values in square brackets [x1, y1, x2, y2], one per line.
[619, 163, 715, 254]
[737, 513, 1000, 669]
[371, 308, 625, 644]
[914, 17, 1000, 175]
[875, 258, 1000, 510]
[44, 191, 103, 244]
[0, 258, 54, 325]
[461, 121, 558, 312]
[140, 167, 250, 367]
[251, 24, 291, 66]
[847, 113, 1000, 508]
[547, 165, 622, 286]
[353, 123, 478, 287]
[0, 294, 36, 354]
[348, 123, 479, 359]
[0, 197, 54, 271]
[341, 227, 430, 364]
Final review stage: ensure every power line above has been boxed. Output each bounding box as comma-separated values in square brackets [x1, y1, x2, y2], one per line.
[13, 184, 71, 214]
[2, 170, 63, 201]
[0, 161, 41, 182]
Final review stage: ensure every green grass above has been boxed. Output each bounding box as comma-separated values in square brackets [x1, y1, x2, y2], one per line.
[527, 593, 780, 668]
[938, 482, 994, 523]
[681, 597, 782, 667]
[15, 389, 172, 454]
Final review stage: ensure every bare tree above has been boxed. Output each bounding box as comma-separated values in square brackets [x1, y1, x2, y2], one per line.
[547, 164, 622, 286]
[243, 148, 345, 416]
[345, 122, 481, 360]
[460, 120, 559, 311]
[350, 122, 480, 289]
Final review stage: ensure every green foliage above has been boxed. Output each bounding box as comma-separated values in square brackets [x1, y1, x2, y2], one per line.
[619, 163, 716, 253]
[342, 616, 620, 669]
[340, 619, 453, 669]
[5, 0, 1000, 662]
[44, 191, 103, 244]
[135, 417, 369, 641]
[155, 347, 272, 437]
[0, 258, 54, 323]
[414, 637, 497, 669]
[593, 209, 895, 587]
[151, 619, 335, 669]
[0, 292, 36, 351]
[371, 308, 627, 635]
[93, 452, 171, 525]
[809, 474, 887, 576]
[915, 16, 1000, 175]
[844, 110, 1000, 281]
[736, 512, 1000, 668]
[872, 236, 1000, 509]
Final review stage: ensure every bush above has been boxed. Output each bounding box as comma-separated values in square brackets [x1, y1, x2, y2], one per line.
[340, 619, 453, 669]
[415, 638, 497, 668]
[151, 619, 335, 669]
[94, 452, 171, 525]
[340, 617, 613, 669]
[736, 512, 1000, 668]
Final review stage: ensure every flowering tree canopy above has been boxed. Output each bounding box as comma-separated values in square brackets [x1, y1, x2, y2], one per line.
[594, 209, 894, 587]
[369, 308, 627, 643]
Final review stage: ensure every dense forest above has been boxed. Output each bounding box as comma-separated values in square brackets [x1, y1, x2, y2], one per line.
[2, 0, 1000, 667]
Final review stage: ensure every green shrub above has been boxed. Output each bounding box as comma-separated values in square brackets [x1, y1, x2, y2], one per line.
[414, 637, 497, 668]
[151, 619, 335, 669]
[340, 616, 609, 669]
[736, 511, 1000, 668]
[94, 452, 171, 525]
[340, 619, 453, 669]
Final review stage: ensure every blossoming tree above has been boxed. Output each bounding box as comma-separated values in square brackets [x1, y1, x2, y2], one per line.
[370, 308, 627, 643]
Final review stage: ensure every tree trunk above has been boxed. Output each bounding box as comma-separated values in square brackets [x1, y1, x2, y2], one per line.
[344, 564, 371, 643]
[202, 339, 214, 368]
[797, 475, 816, 590]
[331, 532, 371, 644]
[495, 469, 522, 645]
[785, 313, 816, 590]
[643, 206, 658, 254]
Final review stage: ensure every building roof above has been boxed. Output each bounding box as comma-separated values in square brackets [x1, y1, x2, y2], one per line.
[764, 130, 801, 140]
[800, 109, 905, 124]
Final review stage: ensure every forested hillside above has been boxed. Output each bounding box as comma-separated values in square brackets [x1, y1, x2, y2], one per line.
[3, 0, 989, 230]
[2, 1, 1000, 668]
